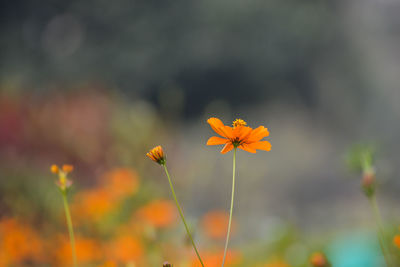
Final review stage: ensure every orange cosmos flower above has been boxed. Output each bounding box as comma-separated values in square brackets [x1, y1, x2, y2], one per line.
[106, 235, 143, 263]
[0, 218, 44, 264]
[137, 199, 177, 228]
[102, 167, 139, 200]
[146, 145, 166, 165]
[54, 235, 103, 266]
[207, 117, 271, 154]
[72, 188, 114, 222]
[201, 210, 236, 240]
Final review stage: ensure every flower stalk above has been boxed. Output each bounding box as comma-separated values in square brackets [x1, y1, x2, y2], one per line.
[222, 147, 237, 267]
[51, 164, 77, 267]
[369, 194, 392, 267]
[62, 191, 78, 267]
[358, 151, 393, 267]
[162, 164, 204, 267]
[147, 146, 204, 267]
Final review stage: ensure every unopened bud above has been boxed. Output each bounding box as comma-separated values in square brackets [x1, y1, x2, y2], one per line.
[310, 252, 330, 267]
[162, 262, 172, 267]
[51, 164, 59, 174]
[51, 164, 74, 192]
[62, 164, 74, 173]
[362, 170, 376, 198]
[147, 146, 166, 165]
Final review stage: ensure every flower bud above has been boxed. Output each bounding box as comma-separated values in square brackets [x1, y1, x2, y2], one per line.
[162, 261, 172, 267]
[51, 164, 74, 192]
[310, 252, 330, 267]
[51, 164, 59, 174]
[62, 164, 74, 174]
[362, 170, 376, 198]
[146, 146, 166, 165]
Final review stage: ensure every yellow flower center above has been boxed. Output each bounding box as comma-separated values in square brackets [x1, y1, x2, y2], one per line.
[232, 119, 247, 128]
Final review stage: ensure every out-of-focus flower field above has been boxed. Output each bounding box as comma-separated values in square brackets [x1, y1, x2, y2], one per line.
[3, 0, 400, 266]
[0, 90, 277, 266]
[1, 88, 399, 267]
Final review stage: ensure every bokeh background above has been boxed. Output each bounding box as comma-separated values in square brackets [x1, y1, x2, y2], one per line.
[1, 0, 400, 266]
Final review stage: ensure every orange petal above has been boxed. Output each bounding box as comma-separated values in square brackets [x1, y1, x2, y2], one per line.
[248, 126, 269, 142]
[238, 143, 257, 153]
[235, 126, 253, 140]
[220, 125, 234, 139]
[221, 143, 234, 154]
[207, 136, 229, 145]
[248, 141, 271, 151]
[207, 118, 229, 138]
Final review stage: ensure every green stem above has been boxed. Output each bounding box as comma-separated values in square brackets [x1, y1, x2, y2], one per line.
[62, 192, 78, 267]
[370, 195, 392, 267]
[163, 165, 204, 267]
[222, 147, 236, 267]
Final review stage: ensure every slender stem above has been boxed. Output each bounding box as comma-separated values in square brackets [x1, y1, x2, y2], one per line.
[222, 147, 236, 267]
[62, 192, 78, 267]
[369, 195, 392, 267]
[163, 165, 205, 267]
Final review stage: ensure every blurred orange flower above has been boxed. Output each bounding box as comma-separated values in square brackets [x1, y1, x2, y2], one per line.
[207, 117, 271, 154]
[102, 167, 139, 199]
[106, 235, 143, 264]
[137, 199, 178, 228]
[97, 260, 118, 267]
[201, 210, 236, 240]
[190, 250, 241, 267]
[0, 218, 44, 265]
[393, 234, 400, 249]
[72, 188, 114, 222]
[72, 167, 140, 223]
[54, 235, 103, 266]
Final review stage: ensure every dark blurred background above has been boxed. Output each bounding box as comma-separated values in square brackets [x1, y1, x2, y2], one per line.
[0, 0, 365, 116]
[1, 0, 400, 266]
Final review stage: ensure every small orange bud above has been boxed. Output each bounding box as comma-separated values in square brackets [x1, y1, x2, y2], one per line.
[310, 252, 330, 267]
[51, 164, 59, 174]
[146, 146, 166, 165]
[51, 164, 74, 192]
[62, 164, 74, 173]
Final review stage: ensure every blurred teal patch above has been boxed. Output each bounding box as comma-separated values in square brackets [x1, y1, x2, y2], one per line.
[327, 231, 382, 267]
